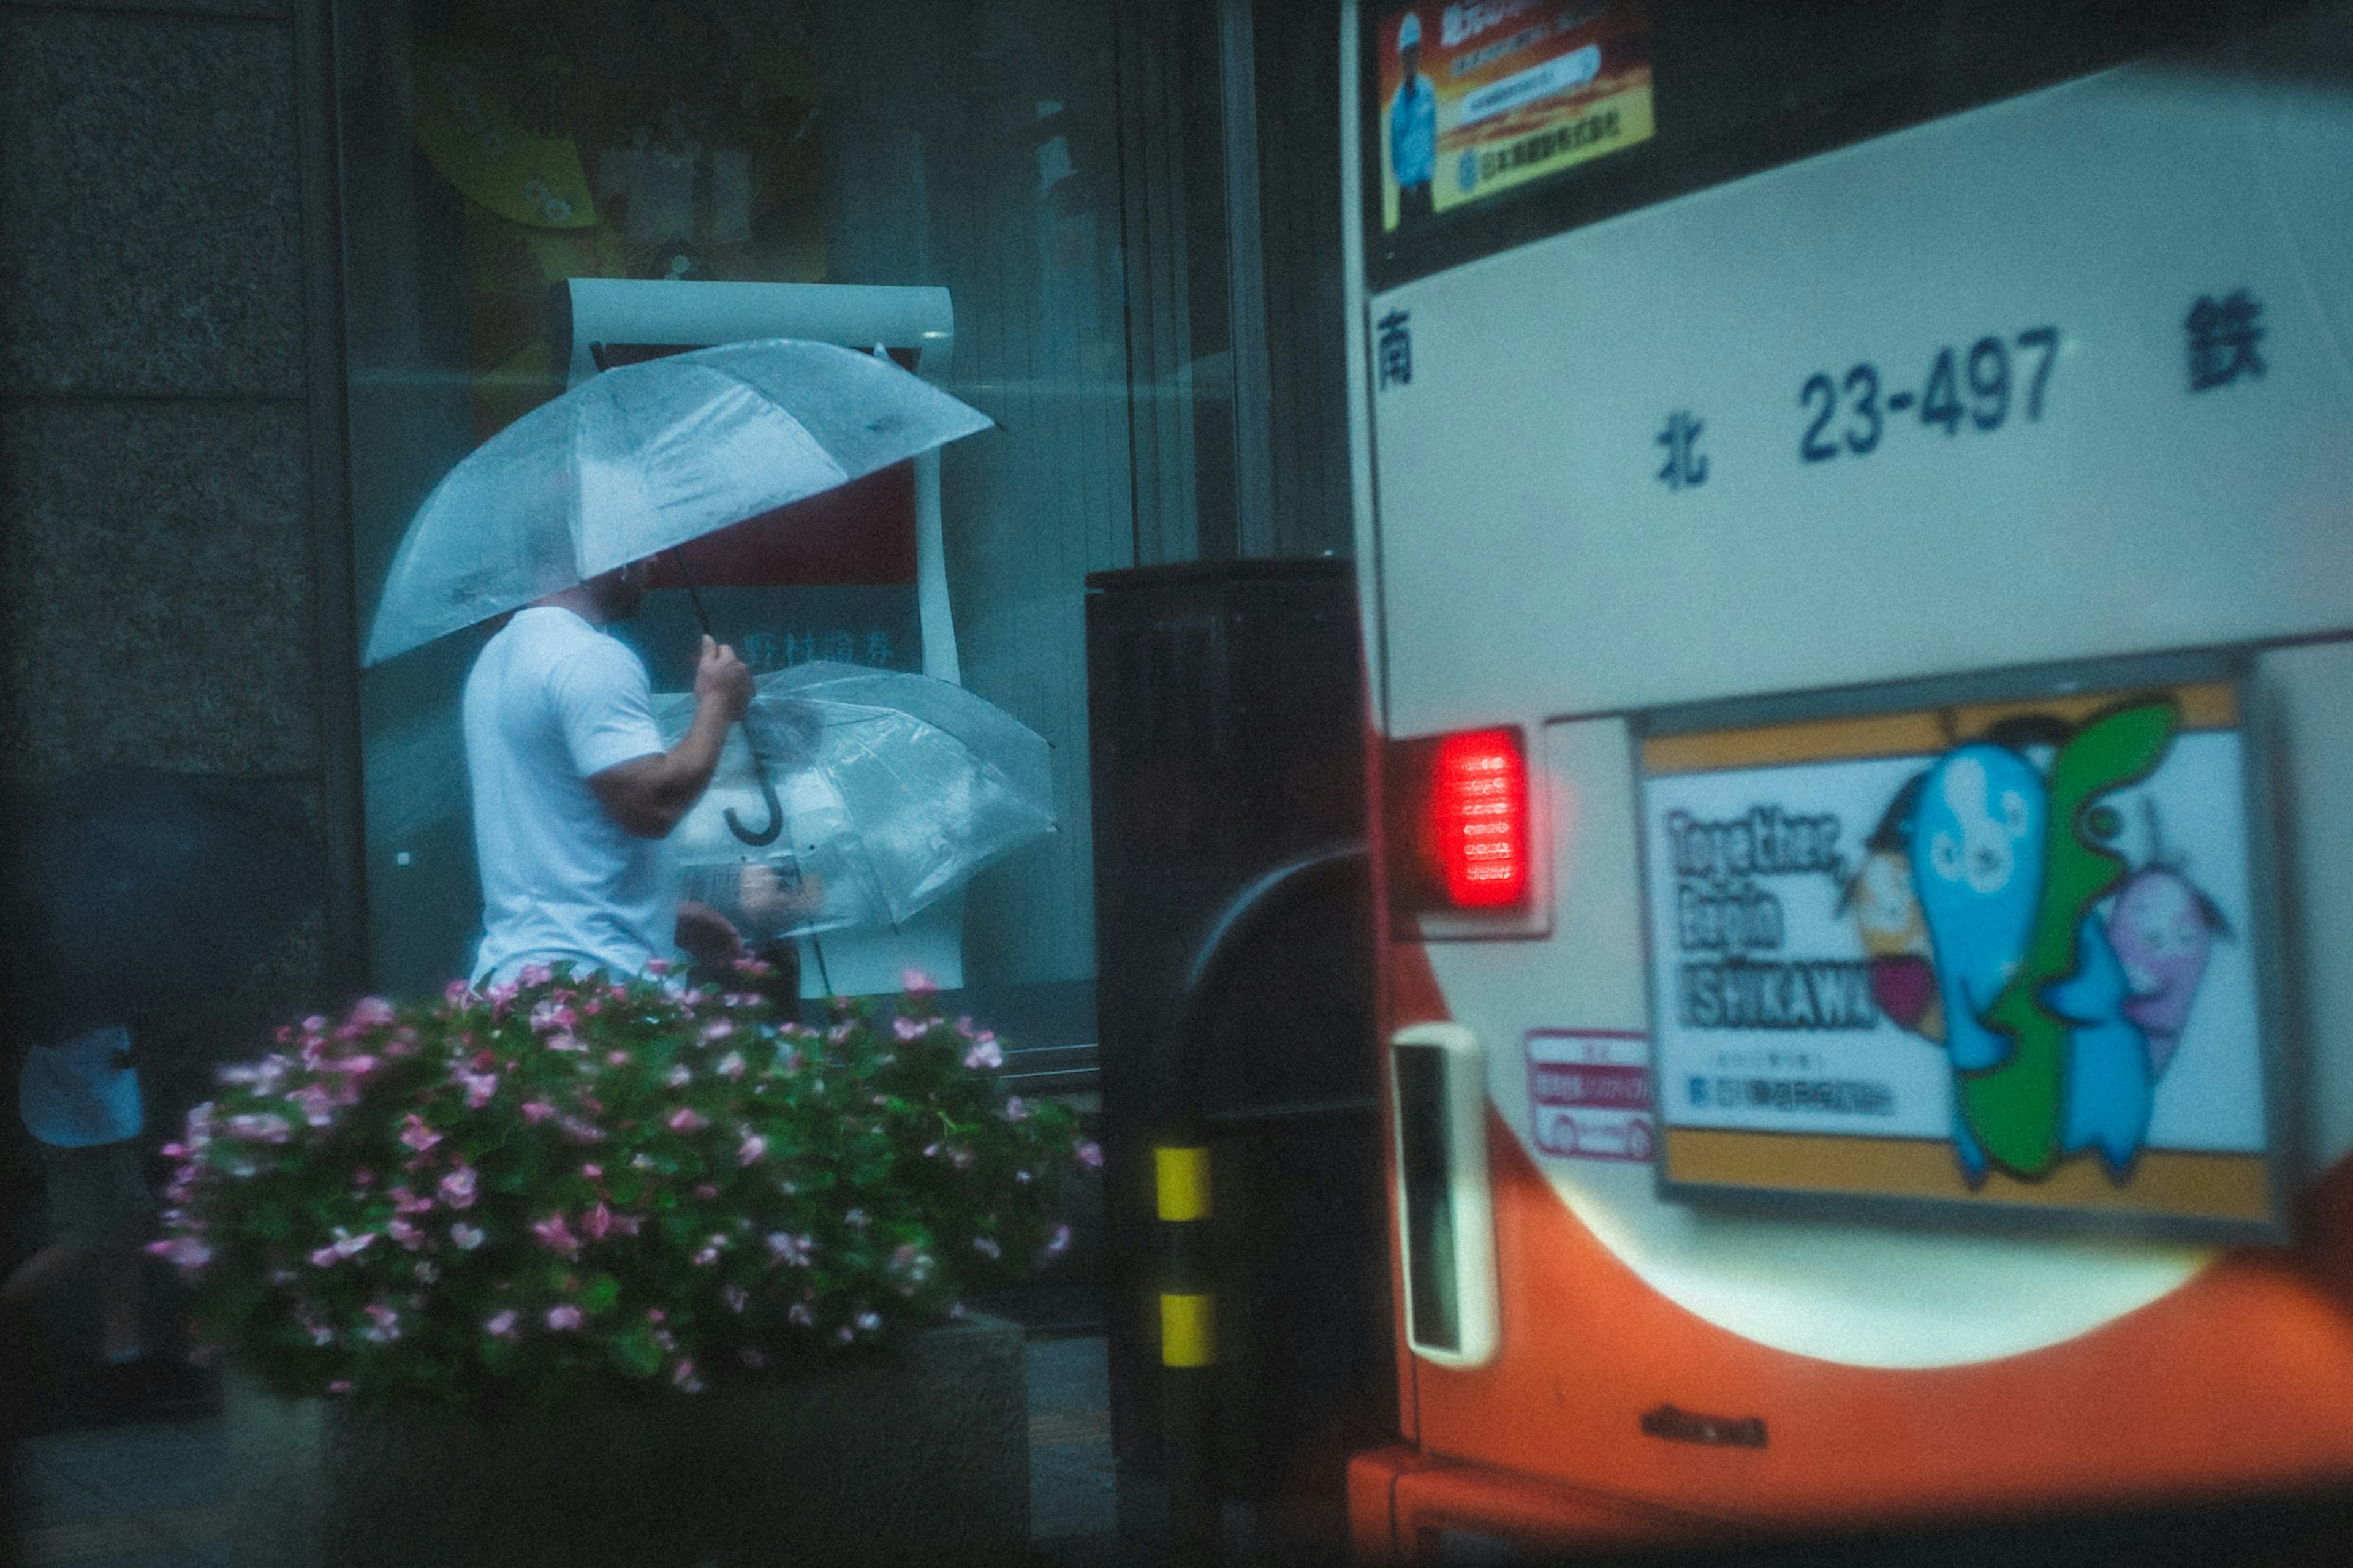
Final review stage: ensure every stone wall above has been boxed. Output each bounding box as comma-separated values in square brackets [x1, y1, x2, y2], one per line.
[0, 0, 360, 1071]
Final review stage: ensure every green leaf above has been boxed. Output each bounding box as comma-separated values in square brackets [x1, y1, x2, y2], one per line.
[583, 1273, 620, 1314]
[609, 1325, 664, 1379]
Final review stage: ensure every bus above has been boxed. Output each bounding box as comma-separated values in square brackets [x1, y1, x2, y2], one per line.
[1340, 1, 2353, 1559]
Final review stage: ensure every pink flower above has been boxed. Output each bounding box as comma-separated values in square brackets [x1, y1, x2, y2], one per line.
[582, 1202, 618, 1241]
[225, 1113, 292, 1144]
[581, 1162, 603, 1179]
[328, 1380, 352, 1395]
[390, 1186, 433, 1215]
[439, 1166, 478, 1210]
[385, 1027, 422, 1058]
[521, 1100, 557, 1124]
[307, 1229, 377, 1267]
[971, 1236, 1001, 1260]
[646, 1308, 665, 1323]
[666, 1107, 710, 1134]
[545, 1305, 583, 1331]
[737, 1134, 768, 1166]
[670, 1357, 702, 1392]
[1074, 1139, 1104, 1170]
[444, 979, 475, 1006]
[363, 1303, 401, 1343]
[560, 1116, 607, 1145]
[545, 1033, 586, 1053]
[450, 1223, 485, 1251]
[461, 1072, 499, 1109]
[606, 1050, 631, 1066]
[399, 1114, 442, 1153]
[665, 1064, 693, 1087]
[901, 967, 939, 995]
[349, 996, 397, 1029]
[388, 1217, 424, 1250]
[282, 1085, 338, 1129]
[1002, 1095, 1032, 1123]
[531, 1215, 582, 1259]
[145, 1235, 211, 1269]
[693, 1183, 719, 1201]
[892, 1016, 926, 1042]
[788, 1303, 814, 1327]
[963, 1037, 1003, 1072]
[701, 1018, 735, 1043]
[716, 1051, 746, 1081]
[485, 1309, 518, 1339]
[721, 1284, 748, 1314]
[1043, 1222, 1073, 1259]
[528, 999, 574, 1034]
[765, 1232, 814, 1267]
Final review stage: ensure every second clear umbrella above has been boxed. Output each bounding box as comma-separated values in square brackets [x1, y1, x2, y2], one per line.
[659, 662, 1055, 941]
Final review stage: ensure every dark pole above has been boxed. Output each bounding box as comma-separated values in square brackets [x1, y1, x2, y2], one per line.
[1154, 842, 1369, 1566]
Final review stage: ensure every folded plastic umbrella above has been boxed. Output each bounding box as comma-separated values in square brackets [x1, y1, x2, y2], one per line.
[661, 662, 1055, 941]
[1, 768, 324, 1050]
[361, 338, 993, 666]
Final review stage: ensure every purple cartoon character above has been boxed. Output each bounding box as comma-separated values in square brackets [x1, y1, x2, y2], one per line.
[2106, 822, 2230, 1080]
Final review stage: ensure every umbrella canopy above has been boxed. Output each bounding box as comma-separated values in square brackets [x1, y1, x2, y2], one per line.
[662, 662, 1055, 939]
[362, 338, 993, 665]
[2, 768, 324, 1050]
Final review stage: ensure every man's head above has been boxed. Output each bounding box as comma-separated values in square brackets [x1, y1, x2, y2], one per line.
[584, 557, 650, 623]
[1398, 11, 1421, 76]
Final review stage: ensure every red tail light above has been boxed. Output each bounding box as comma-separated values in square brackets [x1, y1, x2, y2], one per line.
[1386, 727, 1530, 915]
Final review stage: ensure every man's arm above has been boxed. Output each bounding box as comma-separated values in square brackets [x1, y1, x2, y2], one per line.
[588, 635, 752, 839]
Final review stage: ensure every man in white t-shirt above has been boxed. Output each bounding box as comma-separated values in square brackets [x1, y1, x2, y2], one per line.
[464, 556, 753, 985]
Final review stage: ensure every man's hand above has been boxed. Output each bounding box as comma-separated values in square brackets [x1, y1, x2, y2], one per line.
[695, 635, 752, 724]
[675, 900, 746, 972]
[588, 635, 757, 839]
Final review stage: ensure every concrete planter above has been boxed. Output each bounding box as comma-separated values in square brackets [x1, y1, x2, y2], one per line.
[225, 1313, 1028, 1568]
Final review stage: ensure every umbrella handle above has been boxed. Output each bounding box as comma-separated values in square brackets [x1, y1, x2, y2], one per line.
[726, 744, 785, 847]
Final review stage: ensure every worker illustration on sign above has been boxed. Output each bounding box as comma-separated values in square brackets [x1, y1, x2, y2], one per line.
[1390, 12, 1438, 222]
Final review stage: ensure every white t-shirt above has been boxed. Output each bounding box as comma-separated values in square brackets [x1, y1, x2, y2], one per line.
[464, 606, 675, 985]
[18, 1023, 142, 1148]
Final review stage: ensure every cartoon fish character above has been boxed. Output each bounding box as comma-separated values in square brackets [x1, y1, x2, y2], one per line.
[2108, 862, 2228, 1079]
[1912, 744, 2048, 1182]
[1973, 699, 2178, 1181]
[2044, 911, 2155, 1178]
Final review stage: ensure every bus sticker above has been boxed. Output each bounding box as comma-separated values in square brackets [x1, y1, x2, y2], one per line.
[1639, 678, 2279, 1232]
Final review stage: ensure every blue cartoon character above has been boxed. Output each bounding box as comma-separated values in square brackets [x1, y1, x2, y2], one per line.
[1911, 743, 2048, 1182]
[2044, 911, 2155, 1178]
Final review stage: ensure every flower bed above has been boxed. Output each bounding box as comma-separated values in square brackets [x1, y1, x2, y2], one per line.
[153, 961, 1098, 1415]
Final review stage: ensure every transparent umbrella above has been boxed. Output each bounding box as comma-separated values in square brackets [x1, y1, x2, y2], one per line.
[661, 662, 1055, 940]
[361, 338, 993, 666]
